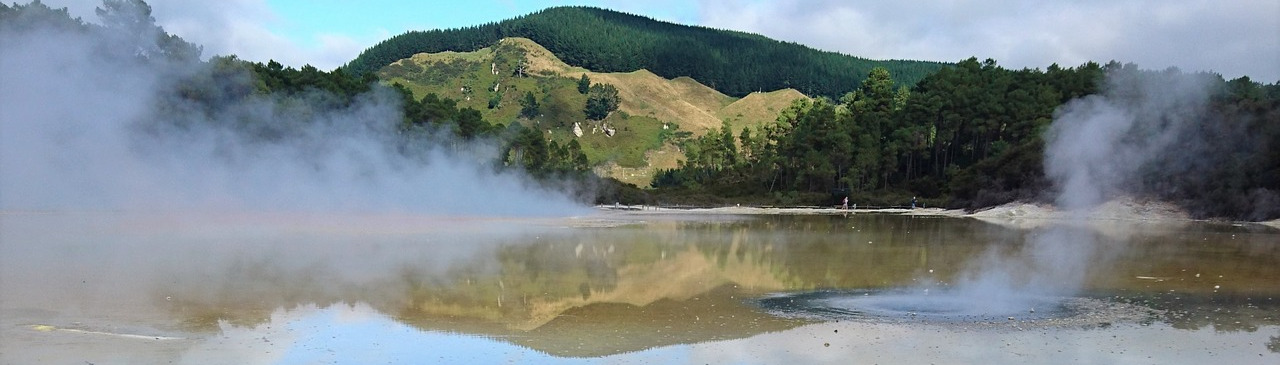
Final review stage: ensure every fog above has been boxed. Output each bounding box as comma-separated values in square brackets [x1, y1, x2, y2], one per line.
[0, 4, 585, 216]
[0, 9, 589, 353]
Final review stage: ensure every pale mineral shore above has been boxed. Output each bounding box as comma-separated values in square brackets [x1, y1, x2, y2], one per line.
[597, 197, 1280, 229]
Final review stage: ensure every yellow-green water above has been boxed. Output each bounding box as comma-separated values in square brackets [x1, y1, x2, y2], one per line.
[2, 211, 1276, 364]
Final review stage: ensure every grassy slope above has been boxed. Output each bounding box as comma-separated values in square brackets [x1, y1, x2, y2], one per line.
[380, 37, 809, 187]
[344, 6, 948, 99]
[718, 89, 809, 132]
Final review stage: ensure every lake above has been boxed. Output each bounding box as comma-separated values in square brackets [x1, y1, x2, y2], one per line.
[2, 211, 1277, 364]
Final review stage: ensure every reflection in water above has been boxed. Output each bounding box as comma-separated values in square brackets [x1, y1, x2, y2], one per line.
[685, 319, 1278, 364]
[1, 212, 1278, 363]
[762, 289, 1082, 322]
[180, 302, 1280, 364]
[181, 304, 586, 364]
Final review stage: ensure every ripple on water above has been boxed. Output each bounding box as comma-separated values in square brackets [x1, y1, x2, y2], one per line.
[759, 289, 1162, 328]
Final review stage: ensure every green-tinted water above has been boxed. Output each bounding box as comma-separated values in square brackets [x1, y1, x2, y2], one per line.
[2, 211, 1276, 363]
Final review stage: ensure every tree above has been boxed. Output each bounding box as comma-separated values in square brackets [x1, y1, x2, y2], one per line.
[577, 73, 591, 94]
[488, 92, 502, 109]
[584, 83, 620, 120]
[455, 107, 488, 139]
[95, 0, 200, 61]
[506, 124, 548, 171]
[95, 0, 154, 37]
[519, 91, 540, 119]
[566, 139, 590, 172]
[514, 59, 529, 77]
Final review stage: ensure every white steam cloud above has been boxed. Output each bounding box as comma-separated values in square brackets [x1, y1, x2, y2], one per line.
[949, 67, 1216, 308]
[1046, 69, 1213, 213]
[0, 7, 585, 216]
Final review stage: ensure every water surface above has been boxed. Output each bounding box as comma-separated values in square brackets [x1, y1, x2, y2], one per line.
[2, 211, 1276, 363]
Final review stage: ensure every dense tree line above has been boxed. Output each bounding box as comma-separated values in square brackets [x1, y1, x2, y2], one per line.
[343, 6, 947, 99]
[654, 59, 1280, 220]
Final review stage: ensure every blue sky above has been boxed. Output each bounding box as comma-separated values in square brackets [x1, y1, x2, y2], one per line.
[264, 0, 700, 47]
[255, 0, 702, 67]
[36, 0, 1280, 81]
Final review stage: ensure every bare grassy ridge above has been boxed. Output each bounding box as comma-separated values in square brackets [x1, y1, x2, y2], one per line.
[718, 89, 808, 130]
[586, 71, 732, 134]
[381, 37, 810, 186]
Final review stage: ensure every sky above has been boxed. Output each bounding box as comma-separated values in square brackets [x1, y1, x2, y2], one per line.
[37, 0, 1280, 82]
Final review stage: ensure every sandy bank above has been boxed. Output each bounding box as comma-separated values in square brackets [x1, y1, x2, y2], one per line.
[596, 196, 1280, 229]
[963, 198, 1199, 230]
[597, 205, 918, 216]
[968, 197, 1189, 221]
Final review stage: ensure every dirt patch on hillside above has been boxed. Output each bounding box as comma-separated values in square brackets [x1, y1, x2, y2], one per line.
[501, 37, 583, 76]
[584, 70, 732, 134]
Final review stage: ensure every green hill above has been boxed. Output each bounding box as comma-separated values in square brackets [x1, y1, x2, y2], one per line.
[380, 37, 809, 187]
[345, 6, 947, 99]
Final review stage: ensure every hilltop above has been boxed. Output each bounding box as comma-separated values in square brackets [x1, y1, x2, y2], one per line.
[345, 6, 948, 99]
[380, 37, 807, 186]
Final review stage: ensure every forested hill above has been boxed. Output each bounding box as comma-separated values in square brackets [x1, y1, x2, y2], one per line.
[344, 6, 948, 99]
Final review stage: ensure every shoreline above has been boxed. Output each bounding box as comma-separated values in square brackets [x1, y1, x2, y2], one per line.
[596, 198, 1280, 228]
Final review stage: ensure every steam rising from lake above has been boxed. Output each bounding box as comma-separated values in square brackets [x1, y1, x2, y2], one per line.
[0, 10, 584, 216]
[1046, 69, 1213, 213]
[949, 68, 1215, 308]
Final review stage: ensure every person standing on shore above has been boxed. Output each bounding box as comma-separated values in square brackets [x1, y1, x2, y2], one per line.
[842, 196, 849, 209]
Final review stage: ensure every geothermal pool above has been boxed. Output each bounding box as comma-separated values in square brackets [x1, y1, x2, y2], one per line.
[1, 211, 1277, 364]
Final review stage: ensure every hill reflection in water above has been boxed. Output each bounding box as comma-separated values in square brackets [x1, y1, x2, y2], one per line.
[1, 211, 1277, 363]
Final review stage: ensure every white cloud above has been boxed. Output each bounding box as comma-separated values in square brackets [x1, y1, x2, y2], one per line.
[37, 0, 357, 69]
[310, 33, 370, 69]
[148, 0, 364, 69]
[698, 0, 1280, 81]
[37, 0, 1278, 79]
